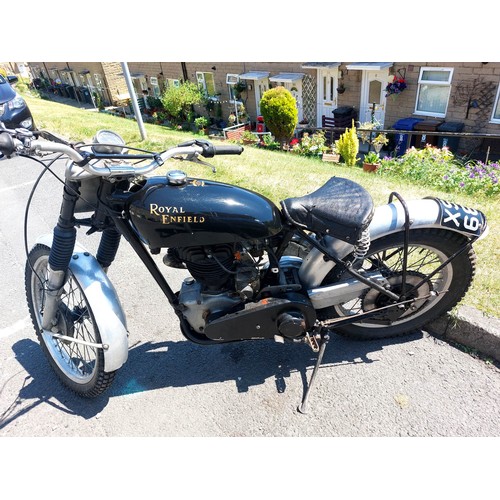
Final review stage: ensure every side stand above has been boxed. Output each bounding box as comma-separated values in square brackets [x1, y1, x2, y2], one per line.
[298, 332, 330, 414]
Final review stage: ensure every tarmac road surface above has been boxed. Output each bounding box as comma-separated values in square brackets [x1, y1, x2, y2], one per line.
[1, 154, 499, 438]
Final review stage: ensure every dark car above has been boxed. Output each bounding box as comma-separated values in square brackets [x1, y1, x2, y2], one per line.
[0, 74, 35, 130]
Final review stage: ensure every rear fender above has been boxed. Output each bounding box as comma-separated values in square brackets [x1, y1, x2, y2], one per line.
[35, 234, 129, 372]
[299, 198, 487, 289]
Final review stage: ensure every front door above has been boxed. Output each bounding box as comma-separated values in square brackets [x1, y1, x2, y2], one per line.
[359, 69, 389, 126]
[316, 68, 338, 127]
[255, 78, 269, 116]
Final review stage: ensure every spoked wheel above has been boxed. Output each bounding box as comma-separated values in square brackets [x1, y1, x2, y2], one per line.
[25, 244, 115, 396]
[318, 229, 476, 340]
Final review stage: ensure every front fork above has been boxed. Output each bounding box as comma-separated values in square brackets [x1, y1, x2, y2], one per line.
[42, 179, 122, 329]
[42, 180, 79, 329]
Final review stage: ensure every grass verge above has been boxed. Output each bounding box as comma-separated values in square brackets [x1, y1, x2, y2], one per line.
[23, 94, 500, 317]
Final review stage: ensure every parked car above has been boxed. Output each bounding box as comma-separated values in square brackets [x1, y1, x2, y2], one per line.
[0, 74, 35, 130]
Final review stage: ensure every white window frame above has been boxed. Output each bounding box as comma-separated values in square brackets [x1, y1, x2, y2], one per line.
[94, 73, 103, 89]
[196, 71, 216, 97]
[166, 78, 180, 88]
[150, 76, 161, 98]
[414, 67, 454, 118]
[226, 73, 241, 102]
[490, 82, 500, 124]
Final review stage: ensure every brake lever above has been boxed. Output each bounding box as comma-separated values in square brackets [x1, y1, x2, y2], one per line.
[175, 152, 216, 173]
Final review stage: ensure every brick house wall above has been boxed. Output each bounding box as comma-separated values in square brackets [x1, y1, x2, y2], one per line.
[332, 62, 500, 156]
[27, 61, 130, 106]
[23, 60, 500, 156]
[180, 62, 316, 125]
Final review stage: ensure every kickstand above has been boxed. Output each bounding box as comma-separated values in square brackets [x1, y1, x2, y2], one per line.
[298, 332, 330, 414]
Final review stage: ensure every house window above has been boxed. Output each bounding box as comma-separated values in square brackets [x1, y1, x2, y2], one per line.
[491, 82, 500, 124]
[94, 73, 103, 89]
[150, 76, 161, 98]
[60, 72, 70, 85]
[226, 74, 240, 101]
[85, 74, 94, 89]
[166, 78, 180, 88]
[196, 71, 216, 97]
[323, 76, 334, 101]
[415, 67, 454, 118]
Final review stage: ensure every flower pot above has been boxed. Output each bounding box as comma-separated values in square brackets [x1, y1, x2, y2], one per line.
[363, 162, 380, 173]
[322, 153, 340, 163]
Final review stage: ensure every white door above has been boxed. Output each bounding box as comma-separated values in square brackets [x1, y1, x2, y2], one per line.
[255, 78, 269, 116]
[316, 68, 338, 127]
[360, 69, 389, 126]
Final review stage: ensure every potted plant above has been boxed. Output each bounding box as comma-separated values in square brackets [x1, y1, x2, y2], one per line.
[362, 151, 381, 172]
[194, 116, 209, 134]
[372, 133, 389, 153]
[241, 130, 258, 145]
[228, 112, 237, 126]
[385, 70, 407, 97]
[233, 81, 247, 100]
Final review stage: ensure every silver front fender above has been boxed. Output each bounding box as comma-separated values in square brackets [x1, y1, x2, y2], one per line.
[300, 197, 487, 290]
[36, 234, 129, 372]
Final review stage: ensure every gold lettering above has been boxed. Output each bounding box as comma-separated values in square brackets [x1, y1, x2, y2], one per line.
[150, 205, 188, 216]
[158, 213, 206, 224]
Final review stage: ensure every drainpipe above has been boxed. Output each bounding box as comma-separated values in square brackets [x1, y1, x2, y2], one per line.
[121, 62, 147, 140]
[181, 62, 188, 82]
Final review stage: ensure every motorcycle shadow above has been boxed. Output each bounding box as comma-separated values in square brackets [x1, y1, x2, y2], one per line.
[111, 330, 424, 397]
[5, 331, 423, 423]
[3, 338, 110, 428]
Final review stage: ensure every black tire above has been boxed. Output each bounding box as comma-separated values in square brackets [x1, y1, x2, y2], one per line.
[25, 244, 116, 397]
[318, 229, 476, 340]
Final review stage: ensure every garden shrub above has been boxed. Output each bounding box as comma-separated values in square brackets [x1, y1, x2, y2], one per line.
[335, 120, 359, 166]
[160, 81, 204, 125]
[260, 87, 298, 149]
[259, 134, 280, 150]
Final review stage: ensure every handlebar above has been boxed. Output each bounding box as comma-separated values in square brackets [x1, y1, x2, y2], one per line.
[0, 127, 244, 177]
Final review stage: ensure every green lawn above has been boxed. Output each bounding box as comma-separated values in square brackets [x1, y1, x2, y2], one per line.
[24, 94, 500, 317]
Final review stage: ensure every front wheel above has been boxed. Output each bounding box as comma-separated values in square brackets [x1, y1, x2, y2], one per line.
[318, 229, 476, 340]
[25, 244, 116, 397]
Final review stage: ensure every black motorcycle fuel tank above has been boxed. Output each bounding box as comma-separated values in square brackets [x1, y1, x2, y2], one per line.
[127, 172, 283, 248]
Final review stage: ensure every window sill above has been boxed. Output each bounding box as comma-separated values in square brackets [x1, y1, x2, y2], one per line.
[414, 110, 446, 119]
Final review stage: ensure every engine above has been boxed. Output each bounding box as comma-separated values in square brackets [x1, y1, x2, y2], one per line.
[167, 242, 261, 333]
[167, 243, 261, 294]
[169, 243, 316, 340]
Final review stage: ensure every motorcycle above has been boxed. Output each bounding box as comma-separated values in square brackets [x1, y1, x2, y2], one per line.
[0, 125, 488, 412]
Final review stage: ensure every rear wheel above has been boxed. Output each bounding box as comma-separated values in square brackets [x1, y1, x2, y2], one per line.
[25, 244, 116, 396]
[318, 229, 476, 340]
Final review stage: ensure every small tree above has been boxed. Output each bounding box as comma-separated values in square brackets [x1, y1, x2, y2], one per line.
[160, 81, 204, 125]
[260, 86, 298, 149]
[335, 120, 359, 167]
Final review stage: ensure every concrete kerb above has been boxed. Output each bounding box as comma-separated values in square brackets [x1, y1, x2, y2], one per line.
[428, 305, 500, 362]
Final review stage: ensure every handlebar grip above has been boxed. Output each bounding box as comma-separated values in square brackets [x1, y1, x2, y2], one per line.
[0, 132, 16, 157]
[213, 145, 244, 155]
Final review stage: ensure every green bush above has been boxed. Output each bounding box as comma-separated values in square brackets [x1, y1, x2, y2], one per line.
[259, 134, 280, 150]
[160, 81, 204, 125]
[335, 121, 359, 166]
[260, 87, 298, 149]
